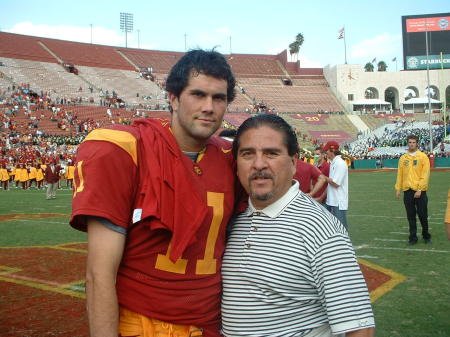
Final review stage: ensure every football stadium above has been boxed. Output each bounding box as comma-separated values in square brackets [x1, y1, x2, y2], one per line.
[1, 4, 450, 337]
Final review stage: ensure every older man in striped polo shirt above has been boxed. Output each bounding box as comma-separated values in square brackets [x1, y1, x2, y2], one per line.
[222, 114, 374, 337]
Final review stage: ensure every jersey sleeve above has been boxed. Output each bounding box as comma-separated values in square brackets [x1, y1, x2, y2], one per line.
[394, 156, 404, 191]
[70, 135, 138, 232]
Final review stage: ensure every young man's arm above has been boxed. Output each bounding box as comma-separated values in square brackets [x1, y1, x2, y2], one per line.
[346, 327, 375, 337]
[86, 218, 126, 337]
[415, 153, 430, 198]
[309, 174, 327, 196]
[395, 156, 404, 198]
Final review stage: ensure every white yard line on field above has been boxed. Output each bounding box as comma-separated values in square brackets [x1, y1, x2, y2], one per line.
[355, 246, 450, 254]
[11, 219, 67, 224]
[357, 255, 379, 259]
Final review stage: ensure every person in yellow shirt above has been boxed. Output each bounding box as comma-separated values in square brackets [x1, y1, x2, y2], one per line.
[28, 162, 37, 189]
[13, 164, 20, 188]
[0, 162, 9, 190]
[395, 135, 431, 245]
[445, 189, 450, 241]
[65, 159, 75, 189]
[36, 163, 45, 189]
[18, 163, 29, 190]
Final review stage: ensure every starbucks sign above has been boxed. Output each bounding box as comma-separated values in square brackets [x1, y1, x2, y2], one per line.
[406, 54, 450, 70]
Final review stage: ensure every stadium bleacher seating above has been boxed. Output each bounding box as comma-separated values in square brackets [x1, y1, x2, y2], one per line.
[42, 38, 134, 70]
[0, 57, 100, 101]
[3, 30, 447, 156]
[0, 32, 345, 116]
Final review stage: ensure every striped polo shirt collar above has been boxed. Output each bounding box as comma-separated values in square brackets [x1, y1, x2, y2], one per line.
[246, 180, 301, 218]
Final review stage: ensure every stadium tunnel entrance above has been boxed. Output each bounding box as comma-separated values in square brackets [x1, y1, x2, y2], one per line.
[404, 86, 419, 100]
[385, 87, 399, 110]
[365, 87, 379, 99]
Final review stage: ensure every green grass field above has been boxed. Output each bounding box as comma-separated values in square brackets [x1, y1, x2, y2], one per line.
[0, 171, 449, 337]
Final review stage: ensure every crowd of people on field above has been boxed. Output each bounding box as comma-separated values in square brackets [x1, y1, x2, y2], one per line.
[0, 131, 79, 191]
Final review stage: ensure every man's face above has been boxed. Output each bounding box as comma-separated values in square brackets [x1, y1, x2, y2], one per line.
[408, 138, 418, 152]
[326, 148, 334, 159]
[314, 149, 325, 161]
[169, 73, 228, 152]
[236, 126, 297, 210]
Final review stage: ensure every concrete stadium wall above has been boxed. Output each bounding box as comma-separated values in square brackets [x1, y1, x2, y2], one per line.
[324, 64, 450, 111]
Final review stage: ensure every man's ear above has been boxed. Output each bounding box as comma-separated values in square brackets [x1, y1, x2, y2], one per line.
[168, 93, 179, 113]
[291, 154, 298, 175]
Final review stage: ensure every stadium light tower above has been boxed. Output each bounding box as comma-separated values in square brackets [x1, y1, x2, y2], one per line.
[120, 12, 134, 48]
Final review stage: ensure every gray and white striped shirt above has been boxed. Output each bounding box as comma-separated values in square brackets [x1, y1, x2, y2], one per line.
[222, 181, 374, 337]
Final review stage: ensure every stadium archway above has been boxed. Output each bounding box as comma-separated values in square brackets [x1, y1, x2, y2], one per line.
[365, 87, 379, 99]
[404, 86, 419, 100]
[385, 87, 399, 110]
[425, 85, 440, 100]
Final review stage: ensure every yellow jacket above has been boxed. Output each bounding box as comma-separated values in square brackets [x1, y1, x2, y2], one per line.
[66, 165, 75, 179]
[0, 168, 9, 181]
[36, 168, 44, 181]
[28, 166, 37, 179]
[445, 189, 450, 225]
[395, 150, 430, 191]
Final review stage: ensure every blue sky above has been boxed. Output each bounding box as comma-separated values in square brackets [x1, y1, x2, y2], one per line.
[1, 0, 449, 69]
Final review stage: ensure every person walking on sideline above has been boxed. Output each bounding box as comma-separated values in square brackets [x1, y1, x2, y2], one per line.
[395, 135, 431, 245]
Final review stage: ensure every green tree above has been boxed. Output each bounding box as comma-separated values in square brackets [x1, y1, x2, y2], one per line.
[377, 61, 387, 71]
[364, 62, 374, 72]
[289, 33, 304, 62]
[289, 42, 299, 60]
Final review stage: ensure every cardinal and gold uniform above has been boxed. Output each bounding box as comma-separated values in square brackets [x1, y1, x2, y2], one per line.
[70, 120, 235, 337]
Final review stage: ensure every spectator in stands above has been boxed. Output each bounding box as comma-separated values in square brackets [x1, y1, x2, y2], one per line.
[70, 49, 237, 337]
[395, 135, 432, 245]
[222, 114, 375, 337]
[323, 141, 349, 230]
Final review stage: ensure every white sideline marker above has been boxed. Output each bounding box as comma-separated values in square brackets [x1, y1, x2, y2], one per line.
[355, 246, 450, 254]
[374, 238, 404, 242]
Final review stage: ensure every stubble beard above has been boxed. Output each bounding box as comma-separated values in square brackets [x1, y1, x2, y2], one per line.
[251, 190, 274, 201]
[248, 171, 274, 202]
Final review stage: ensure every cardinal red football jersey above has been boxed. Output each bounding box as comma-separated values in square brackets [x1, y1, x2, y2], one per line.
[71, 124, 235, 336]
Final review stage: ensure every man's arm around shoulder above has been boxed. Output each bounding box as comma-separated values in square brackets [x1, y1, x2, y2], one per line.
[346, 327, 375, 337]
[86, 218, 126, 337]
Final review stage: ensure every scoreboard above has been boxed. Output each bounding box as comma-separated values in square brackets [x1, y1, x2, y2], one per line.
[402, 13, 450, 70]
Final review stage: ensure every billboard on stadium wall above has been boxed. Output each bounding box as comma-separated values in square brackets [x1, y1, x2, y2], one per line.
[402, 13, 450, 70]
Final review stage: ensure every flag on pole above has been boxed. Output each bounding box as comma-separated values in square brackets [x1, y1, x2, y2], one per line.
[371, 57, 377, 63]
[338, 27, 345, 39]
[392, 57, 397, 62]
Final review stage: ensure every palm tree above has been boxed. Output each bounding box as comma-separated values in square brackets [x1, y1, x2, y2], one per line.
[364, 62, 374, 72]
[289, 33, 304, 62]
[289, 42, 299, 61]
[295, 33, 304, 47]
[377, 61, 387, 71]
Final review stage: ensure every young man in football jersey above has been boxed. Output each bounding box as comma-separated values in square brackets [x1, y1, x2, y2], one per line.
[70, 50, 236, 337]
